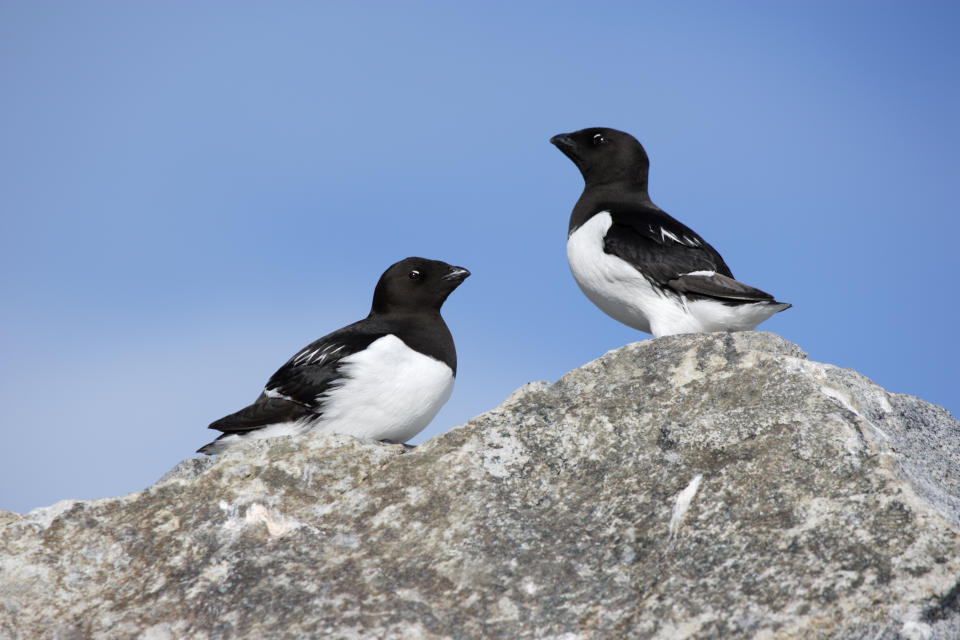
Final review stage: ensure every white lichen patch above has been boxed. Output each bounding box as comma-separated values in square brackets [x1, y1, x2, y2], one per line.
[493, 595, 520, 621]
[137, 623, 181, 640]
[404, 486, 427, 507]
[155, 515, 181, 535]
[480, 430, 530, 479]
[520, 576, 540, 595]
[818, 382, 891, 441]
[900, 620, 933, 640]
[330, 533, 360, 549]
[369, 503, 405, 528]
[244, 503, 303, 537]
[220, 502, 304, 538]
[671, 349, 705, 387]
[26, 499, 80, 529]
[669, 474, 703, 538]
[394, 587, 427, 604]
[791, 359, 893, 444]
[198, 560, 231, 584]
[778, 496, 843, 540]
[649, 611, 718, 639]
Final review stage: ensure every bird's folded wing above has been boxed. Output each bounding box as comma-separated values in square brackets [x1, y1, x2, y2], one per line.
[668, 271, 775, 302]
[208, 397, 315, 433]
[610, 203, 712, 249]
[603, 205, 734, 286]
[208, 322, 385, 434]
[264, 324, 384, 407]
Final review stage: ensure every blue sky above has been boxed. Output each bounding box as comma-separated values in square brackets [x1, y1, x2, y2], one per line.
[2, 2, 958, 513]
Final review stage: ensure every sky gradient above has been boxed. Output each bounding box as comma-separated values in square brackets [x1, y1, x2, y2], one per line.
[2, 2, 958, 513]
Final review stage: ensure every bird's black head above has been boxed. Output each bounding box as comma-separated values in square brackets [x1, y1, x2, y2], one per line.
[550, 127, 650, 189]
[370, 257, 470, 315]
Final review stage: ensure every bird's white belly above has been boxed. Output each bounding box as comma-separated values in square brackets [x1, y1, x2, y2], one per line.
[567, 212, 695, 335]
[313, 334, 455, 443]
[567, 212, 786, 337]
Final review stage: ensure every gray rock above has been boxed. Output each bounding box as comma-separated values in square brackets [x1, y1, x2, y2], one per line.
[1, 332, 958, 639]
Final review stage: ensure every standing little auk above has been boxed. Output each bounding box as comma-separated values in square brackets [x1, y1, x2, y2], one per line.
[551, 127, 790, 337]
[198, 257, 470, 455]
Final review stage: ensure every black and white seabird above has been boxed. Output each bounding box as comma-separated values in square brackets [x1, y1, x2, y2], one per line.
[198, 257, 470, 455]
[550, 127, 790, 337]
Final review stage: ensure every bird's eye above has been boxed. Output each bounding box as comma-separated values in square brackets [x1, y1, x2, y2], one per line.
[408, 270, 421, 280]
[592, 133, 607, 145]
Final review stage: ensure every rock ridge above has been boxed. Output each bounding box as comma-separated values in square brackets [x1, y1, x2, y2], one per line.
[1, 332, 959, 639]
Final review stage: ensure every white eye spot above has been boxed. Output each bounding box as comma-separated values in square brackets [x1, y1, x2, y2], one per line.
[592, 133, 606, 145]
[408, 270, 422, 280]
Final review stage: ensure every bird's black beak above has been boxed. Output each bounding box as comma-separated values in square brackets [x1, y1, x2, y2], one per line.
[442, 266, 471, 282]
[550, 133, 575, 149]
[550, 133, 578, 161]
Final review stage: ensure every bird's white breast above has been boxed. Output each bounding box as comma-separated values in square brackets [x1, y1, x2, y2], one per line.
[566, 211, 686, 335]
[314, 334, 454, 443]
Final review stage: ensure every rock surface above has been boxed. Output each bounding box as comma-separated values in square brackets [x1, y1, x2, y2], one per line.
[2, 332, 959, 639]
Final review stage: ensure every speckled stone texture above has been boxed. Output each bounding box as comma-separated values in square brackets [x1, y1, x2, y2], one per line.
[1, 332, 959, 639]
